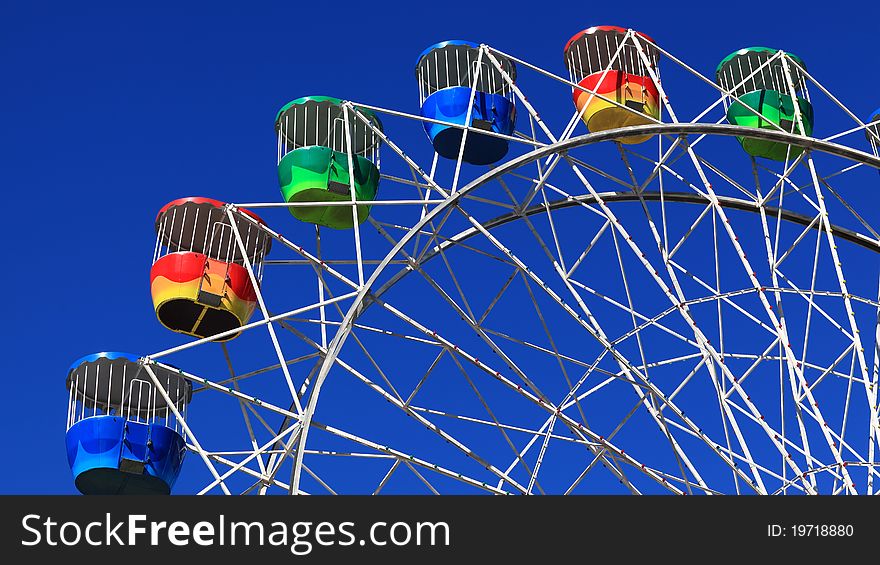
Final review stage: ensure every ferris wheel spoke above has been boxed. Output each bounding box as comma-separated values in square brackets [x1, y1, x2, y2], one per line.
[413, 206, 459, 265]
[517, 177, 569, 274]
[772, 272, 856, 345]
[585, 387, 708, 493]
[566, 356, 696, 413]
[346, 330, 407, 403]
[425, 231, 479, 323]
[402, 461, 441, 495]
[667, 203, 714, 260]
[374, 460, 401, 495]
[473, 267, 520, 326]
[816, 176, 880, 241]
[447, 346, 548, 494]
[512, 148, 566, 213]
[410, 405, 593, 446]
[315, 225, 329, 349]
[690, 152, 759, 202]
[797, 344, 856, 399]
[833, 354, 856, 495]
[712, 362, 774, 492]
[801, 151, 875, 492]
[516, 268, 595, 430]
[240, 394, 306, 495]
[379, 173, 518, 212]
[272, 320, 346, 400]
[410, 146, 437, 257]
[403, 349, 447, 407]
[221, 344, 269, 478]
[788, 58, 878, 143]
[242, 398, 296, 454]
[713, 345, 784, 402]
[461, 191, 521, 211]
[813, 162, 869, 182]
[284, 317, 442, 347]
[772, 214, 823, 269]
[372, 217, 516, 270]
[202, 452, 293, 493]
[500, 409, 638, 495]
[566, 219, 611, 279]
[240, 479, 267, 496]
[525, 415, 556, 494]
[302, 464, 337, 495]
[494, 414, 553, 491]
[484, 48, 556, 147]
[540, 153, 637, 192]
[206, 351, 324, 391]
[648, 471, 724, 495]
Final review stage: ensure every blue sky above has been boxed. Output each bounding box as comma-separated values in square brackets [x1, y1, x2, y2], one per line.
[2, 0, 879, 494]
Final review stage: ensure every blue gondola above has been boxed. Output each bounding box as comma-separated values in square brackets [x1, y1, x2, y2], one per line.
[415, 40, 517, 165]
[65, 352, 192, 495]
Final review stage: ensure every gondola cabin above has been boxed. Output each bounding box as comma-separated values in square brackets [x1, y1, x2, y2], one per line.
[275, 96, 383, 229]
[564, 26, 661, 144]
[715, 47, 813, 161]
[65, 353, 192, 494]
[416, 40, 517, 165]
[150, 197, 271, 340]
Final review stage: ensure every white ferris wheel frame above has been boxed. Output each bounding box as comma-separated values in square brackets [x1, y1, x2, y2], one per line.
[123, 32, 880, 495]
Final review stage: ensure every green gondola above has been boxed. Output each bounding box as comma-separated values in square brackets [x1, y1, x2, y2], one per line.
[275, 96, 383, 229]
[716, 47, 813, 162]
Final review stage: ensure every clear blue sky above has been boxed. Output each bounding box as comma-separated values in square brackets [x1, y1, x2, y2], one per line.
[2, 0, 878, 494]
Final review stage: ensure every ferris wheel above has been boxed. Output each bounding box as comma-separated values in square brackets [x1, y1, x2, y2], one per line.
[64, 26, 880, 495]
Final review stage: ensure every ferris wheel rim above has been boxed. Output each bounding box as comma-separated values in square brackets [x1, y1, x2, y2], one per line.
[370, 190, 880, 307]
